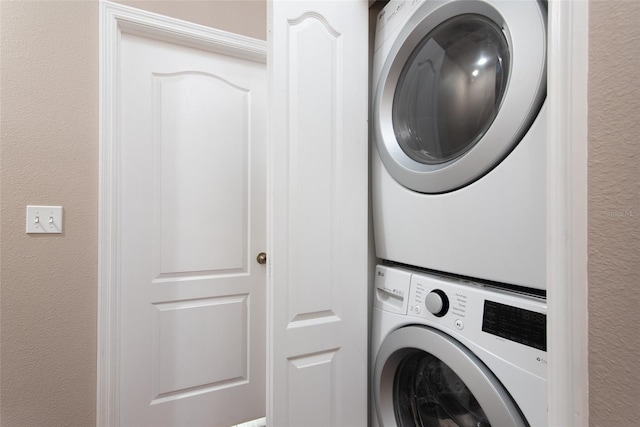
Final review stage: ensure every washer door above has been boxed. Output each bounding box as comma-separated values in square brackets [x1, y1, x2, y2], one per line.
[373, 326, 527, 427]
[373, 0, 546, 193]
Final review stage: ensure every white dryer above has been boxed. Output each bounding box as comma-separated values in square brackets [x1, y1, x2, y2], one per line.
[371, 265, 547, 427]
[372, 0, 548, 290]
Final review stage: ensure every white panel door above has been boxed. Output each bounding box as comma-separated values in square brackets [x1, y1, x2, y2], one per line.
[267, 1, 369, 425]
[118, 30, 266, 426]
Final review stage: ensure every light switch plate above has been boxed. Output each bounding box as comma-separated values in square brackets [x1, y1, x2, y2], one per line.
[26, 205, 63, 234]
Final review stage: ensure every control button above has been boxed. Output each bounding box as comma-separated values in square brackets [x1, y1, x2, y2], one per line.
[414, 305, 421, 315]
[455, 319, 464, 330]
[425, 289, 449, 317]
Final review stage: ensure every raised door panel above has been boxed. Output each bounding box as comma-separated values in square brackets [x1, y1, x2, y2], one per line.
[154, 72, 248, 276]
[287, 350, 339, 426]
[150, 295, 249, 404]
[287, 14, 342, 326]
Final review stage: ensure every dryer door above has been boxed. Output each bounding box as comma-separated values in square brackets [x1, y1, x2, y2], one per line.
[373, 326, 527, 427]
[373, 0, 546, 193]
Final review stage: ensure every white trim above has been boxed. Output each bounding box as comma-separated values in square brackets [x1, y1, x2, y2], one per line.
[97, 2, 266, 425]
[265, 5, 274, 426]
[546, 0, 589, 425]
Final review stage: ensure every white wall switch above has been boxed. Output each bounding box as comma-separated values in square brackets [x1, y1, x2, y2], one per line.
[26, 205, 63, 234]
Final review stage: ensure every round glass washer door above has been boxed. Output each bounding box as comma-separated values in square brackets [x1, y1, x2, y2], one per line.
[373, 0, 546, 193]
[373, 326, 527, 427]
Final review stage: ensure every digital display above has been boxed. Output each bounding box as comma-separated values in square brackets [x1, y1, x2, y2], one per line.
[482, 300, 546, 351]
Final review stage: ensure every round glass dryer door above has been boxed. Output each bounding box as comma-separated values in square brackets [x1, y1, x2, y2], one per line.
[393, 14, 509, 167]
[373, 0, 547, 193]
[373, 327, 527, 427]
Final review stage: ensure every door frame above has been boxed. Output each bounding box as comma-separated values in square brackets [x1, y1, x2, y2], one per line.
[546, 0, 589, 425]
[97, 2, 266, 425]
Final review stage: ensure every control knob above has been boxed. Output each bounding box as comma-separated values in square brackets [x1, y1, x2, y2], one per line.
[425, 289, 449, 317]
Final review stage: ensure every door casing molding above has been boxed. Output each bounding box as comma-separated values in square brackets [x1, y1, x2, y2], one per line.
[546, 0, 589, 425]
[97, 2, 266, 425]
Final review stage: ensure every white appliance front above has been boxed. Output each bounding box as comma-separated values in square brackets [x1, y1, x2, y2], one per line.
[371, 0, 548, 290]
[371, 265, 547, 427]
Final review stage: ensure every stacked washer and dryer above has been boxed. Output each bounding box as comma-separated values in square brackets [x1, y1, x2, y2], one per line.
[370, 0, 549, 426]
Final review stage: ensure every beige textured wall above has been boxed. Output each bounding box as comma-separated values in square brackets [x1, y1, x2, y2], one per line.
[588, 1, 640, 425]
[0, 1, 265, 426]
[0, 2, 99, 425]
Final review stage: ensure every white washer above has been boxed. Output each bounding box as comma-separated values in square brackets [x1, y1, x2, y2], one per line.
[372, 265, 547, 426]
[372, 0, 548, 290]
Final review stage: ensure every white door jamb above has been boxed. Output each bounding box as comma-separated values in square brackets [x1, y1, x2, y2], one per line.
[546, 1, 589, 425]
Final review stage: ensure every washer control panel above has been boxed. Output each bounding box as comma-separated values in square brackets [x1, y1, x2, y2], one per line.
[405, 268, 547, 378]
[409, 274, 472, 324]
